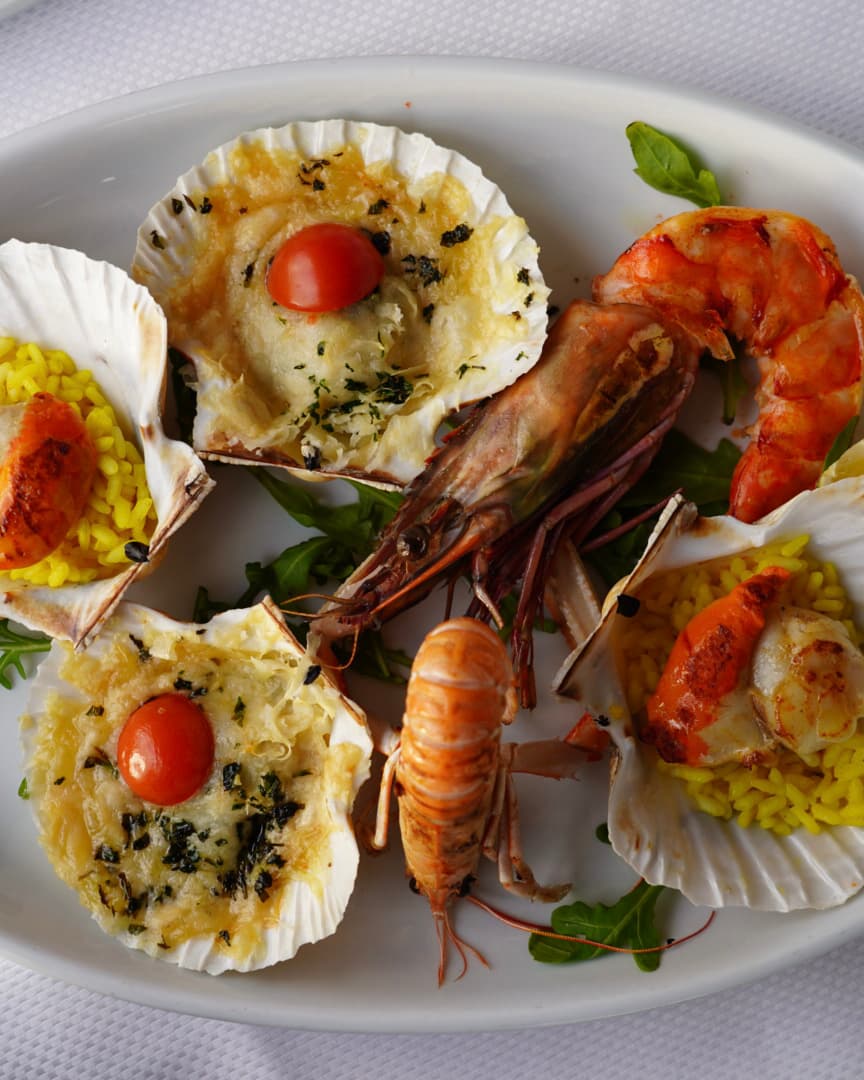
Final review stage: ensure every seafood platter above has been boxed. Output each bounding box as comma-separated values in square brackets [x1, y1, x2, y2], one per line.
[3, 58, 864, 1031]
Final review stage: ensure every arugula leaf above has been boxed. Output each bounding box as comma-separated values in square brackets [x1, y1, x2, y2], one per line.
[586, 430, 742, 587]
[824, 416, 859, 471]
[334, 630, 414, 685]
[167, 347, 198, 444]
[253, 469, 403, 561]
[0, 619, 51, 690]
[617, 429, 742, 511]
[194, 472, 408, 683]
[495, 590, 558, 641]
[529, 881, 666, 972]
[626, 121, 722, 208]
[240, 536, 351, 609]
[701, 354, 750, 425]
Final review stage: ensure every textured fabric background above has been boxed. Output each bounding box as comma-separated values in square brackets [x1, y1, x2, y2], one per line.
[3, 1, 864, 1077]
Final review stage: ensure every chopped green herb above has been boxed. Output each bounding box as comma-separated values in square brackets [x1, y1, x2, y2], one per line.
[83, 748, 116, 773]
[150, 230, 166, 250]
[17, 777, 29, 799]
[375, 371, 413, 404]
[95, 844, 120, 865]
[440, 223, 473, 247]
[402, 254, 442, 286]
[368, 199, 389, 215]
[222, 762, 242, 791]
[128, 634, 151, 662]
[364, 229, 391, 256]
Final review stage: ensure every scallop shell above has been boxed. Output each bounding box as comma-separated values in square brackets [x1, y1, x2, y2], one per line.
[131, 119, 549, 488]
[19, 596, 373, 973]
[0, 240, 213, 645]
[553, 479, 864, 911]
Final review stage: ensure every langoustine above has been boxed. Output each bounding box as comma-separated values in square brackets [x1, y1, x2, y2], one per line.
[370, 617, 590, 982]
[594, 206, 864, 522]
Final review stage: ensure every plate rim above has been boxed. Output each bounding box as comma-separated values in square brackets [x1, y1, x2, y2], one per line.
[3, 54, 864, 1031]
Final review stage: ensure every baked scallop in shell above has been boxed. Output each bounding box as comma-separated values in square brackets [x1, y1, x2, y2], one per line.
[19, 597, 373, 973]
[553, 480, 864, 912]
[0, 239, 213, 645]
[131, 119, 549, 487]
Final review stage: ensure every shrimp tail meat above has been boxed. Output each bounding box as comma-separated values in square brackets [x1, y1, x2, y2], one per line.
[594, 207, 864, 522]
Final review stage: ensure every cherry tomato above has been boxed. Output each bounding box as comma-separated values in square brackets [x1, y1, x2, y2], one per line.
[266, 223, 385, 312]
[117, 693, 214, 806]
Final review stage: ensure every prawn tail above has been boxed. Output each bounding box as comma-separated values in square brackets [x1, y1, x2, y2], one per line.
[432, 903, 489, 987]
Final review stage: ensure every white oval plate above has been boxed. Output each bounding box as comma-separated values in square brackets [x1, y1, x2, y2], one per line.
[2, 57, 864, 1033]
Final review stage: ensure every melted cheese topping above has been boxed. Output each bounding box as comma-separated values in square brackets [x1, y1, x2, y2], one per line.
[22, 621, 364, 966]
[154, 141, 540, 476]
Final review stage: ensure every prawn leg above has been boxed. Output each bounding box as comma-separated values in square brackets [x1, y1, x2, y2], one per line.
[365, 743, 401, 852]
[482, 739, 592, 903]
[485, 753, 570, 903]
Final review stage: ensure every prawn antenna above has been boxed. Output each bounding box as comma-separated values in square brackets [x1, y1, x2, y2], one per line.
[465, 893, 716, 955]
[434, 909, 489, 986]
[280, 592, 358, 618]
[318, 625, 361, 673]
[580, 489, 684, 553]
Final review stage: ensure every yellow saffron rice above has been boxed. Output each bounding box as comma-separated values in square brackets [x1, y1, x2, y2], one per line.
[0, 336, 157, 587]
[617, 534, 864, 836]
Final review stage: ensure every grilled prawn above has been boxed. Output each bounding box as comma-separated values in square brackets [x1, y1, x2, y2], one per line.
[594, 207, 864, 522]
[371, 617, 590, 983]
[315, 299, 700, 706]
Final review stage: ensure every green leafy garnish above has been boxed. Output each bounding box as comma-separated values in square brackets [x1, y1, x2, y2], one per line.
[194, 472, 408, 682]
[626, 121, 722, 208]
[17, 777, 30, 800]
[0, 619, 51, 690]
[495, 590, 558, 641]
[167, 347, 198, 444]
[529, 880, 666, 972]
[701, 353, 751, 425]
[253, 470, 403, 561]
[334, 629, 414, 685]
[824, 416, 859, 471]
[618, 430, 742, 514]
[586, 430, 742, 586]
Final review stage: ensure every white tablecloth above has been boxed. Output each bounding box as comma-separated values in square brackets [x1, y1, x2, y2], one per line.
[3, 1, 864, 1076]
